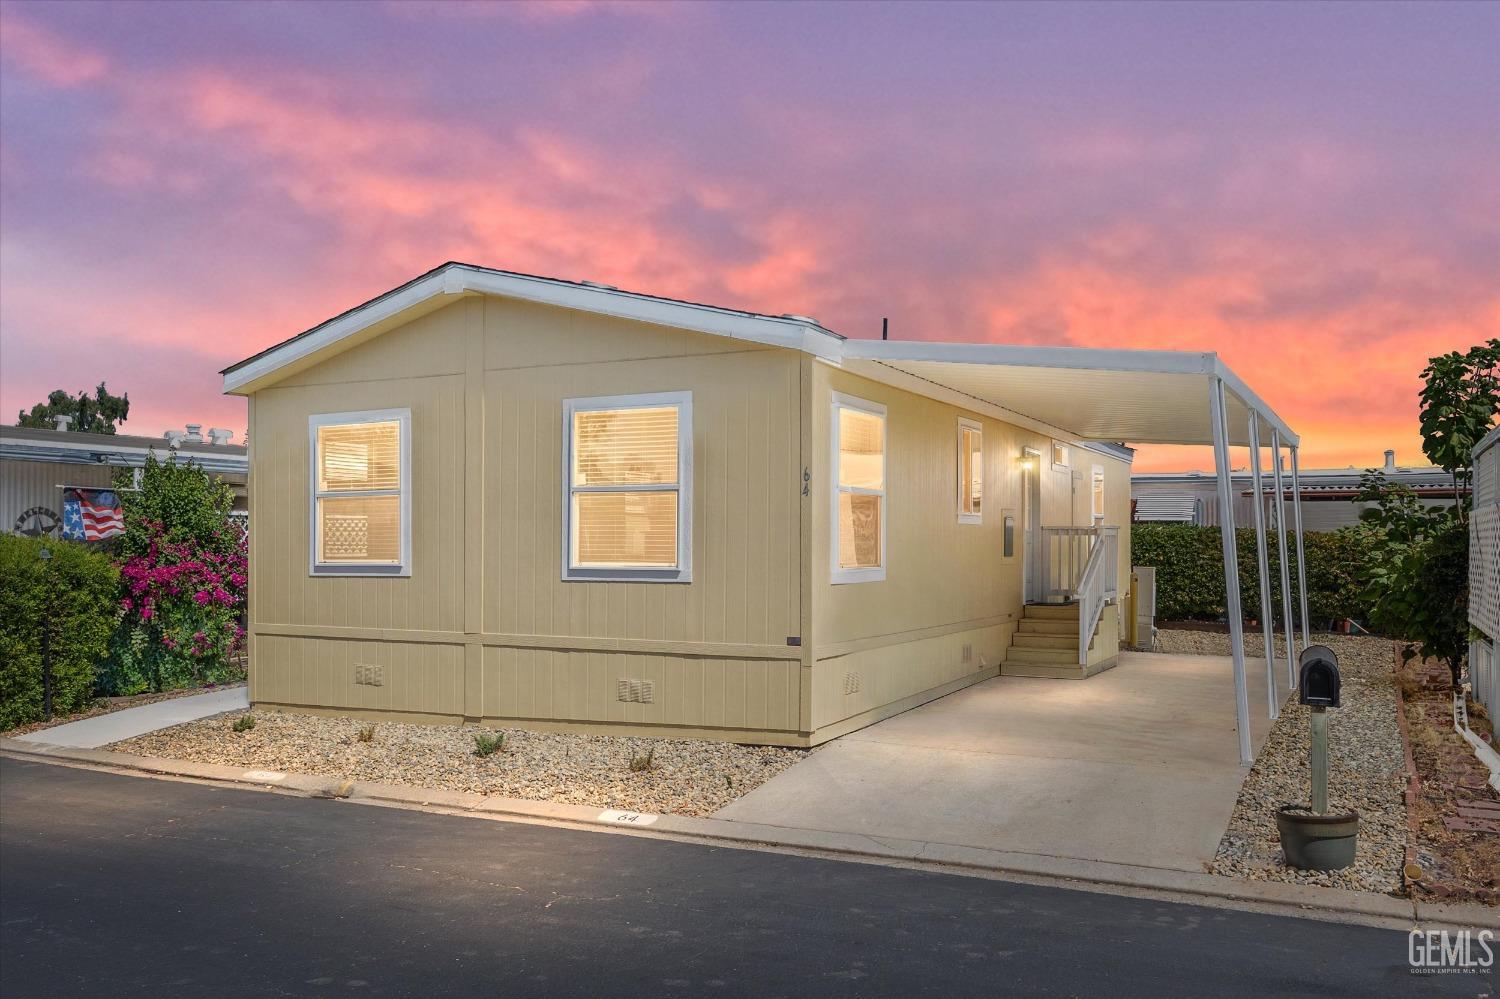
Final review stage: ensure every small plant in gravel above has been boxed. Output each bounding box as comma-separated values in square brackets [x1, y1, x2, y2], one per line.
[628, 746, 656, 772]
[473, 731, 504, 757]
[232, 714, 255, 733]
[357, 724, 376, 743]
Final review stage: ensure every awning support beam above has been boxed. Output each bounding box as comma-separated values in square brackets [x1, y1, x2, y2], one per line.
[1248, 418, 1279, 720]
[1211, 378, 1254, 766]
[1271, 430, 1297, 688]
[1290, 445, 1311, 650]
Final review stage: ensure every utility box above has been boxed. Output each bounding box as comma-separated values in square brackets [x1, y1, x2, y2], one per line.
[1299, 645, 1341, 708]
[1130, 567, 1157, 651]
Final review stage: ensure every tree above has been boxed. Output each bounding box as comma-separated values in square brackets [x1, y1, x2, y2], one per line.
[17, 382, 130, 434]
[1358, 338, 1499, 688]
[105, 452, 246, 694]
[1418, 339, 1499, 525]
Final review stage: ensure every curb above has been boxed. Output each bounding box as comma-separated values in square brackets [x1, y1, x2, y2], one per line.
[4, 737, 1491, 931]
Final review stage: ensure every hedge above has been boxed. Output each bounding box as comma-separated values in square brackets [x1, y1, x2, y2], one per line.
[1130, 523, 1376, 625]
[0, 534, 120, 729]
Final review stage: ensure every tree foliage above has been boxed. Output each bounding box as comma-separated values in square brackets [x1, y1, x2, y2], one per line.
[1357, 338, 1498, 687]
[0, 535, 120, 729]
[104, 453, 246, 694]
[17, 382, 131, 434]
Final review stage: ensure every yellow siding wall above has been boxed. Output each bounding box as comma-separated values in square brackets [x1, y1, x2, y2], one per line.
[247, 292, 1132, 745]
[808, 362, 1132, 734]
[249, 295, 804, 740]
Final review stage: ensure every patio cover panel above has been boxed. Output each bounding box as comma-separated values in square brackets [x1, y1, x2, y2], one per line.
[840, 340, 1295, 448]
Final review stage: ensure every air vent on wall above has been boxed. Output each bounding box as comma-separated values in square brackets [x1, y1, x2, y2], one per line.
[354, 663, 384, 687]
[617, 678, 655, 704]
[842, 671, 862, 695]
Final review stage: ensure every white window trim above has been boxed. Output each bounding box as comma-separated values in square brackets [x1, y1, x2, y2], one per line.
[1091, 463, 1107, 522]
[308, 408, 412, 577]
[561, 391, 693, 583]
[1051, 440, 1070, 471]
[957, 417, 982, 525]
[831, 392, 887, 584]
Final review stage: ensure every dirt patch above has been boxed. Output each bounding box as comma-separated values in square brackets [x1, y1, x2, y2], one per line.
[1398, 654, 1500, 905]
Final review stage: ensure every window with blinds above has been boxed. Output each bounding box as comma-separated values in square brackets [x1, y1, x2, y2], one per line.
[310, 410, 409, 575]
[564, 393, 691, 581]
[832, 394, 886, 583]
[1092, 464, 1107, 521]
[958, 419, 982, 523]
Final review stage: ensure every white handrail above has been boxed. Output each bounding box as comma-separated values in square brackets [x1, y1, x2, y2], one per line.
[1046, 526, 1119, 664]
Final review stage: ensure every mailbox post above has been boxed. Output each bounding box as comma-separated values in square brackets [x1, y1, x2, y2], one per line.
[1275, 645, 1358, 870]
[1299, 645, 1341, 814]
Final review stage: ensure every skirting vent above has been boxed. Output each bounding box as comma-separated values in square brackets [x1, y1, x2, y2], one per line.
[617, 679, 656, 704]
[354, 664, 384, 687]
[842, 671, 862, 695]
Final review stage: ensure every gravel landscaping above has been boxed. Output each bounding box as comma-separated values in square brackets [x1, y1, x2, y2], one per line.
[1156, 632, 1409, 894]
[108, 710, 807, 818]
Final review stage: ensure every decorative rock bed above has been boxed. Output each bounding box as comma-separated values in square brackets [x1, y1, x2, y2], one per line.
[1156, 631, 1410, 894]
[108, 710, 807, 818]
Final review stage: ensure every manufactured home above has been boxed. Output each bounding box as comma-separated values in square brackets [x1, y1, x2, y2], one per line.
[224, 262, 1295, 750]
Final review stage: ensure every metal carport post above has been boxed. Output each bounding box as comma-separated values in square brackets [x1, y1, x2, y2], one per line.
[1247, 417, 1278, 720]
[1271, 431, 1297, 687]
[1210, 377, 1254, 766]
[1289, 446, 1311, 649]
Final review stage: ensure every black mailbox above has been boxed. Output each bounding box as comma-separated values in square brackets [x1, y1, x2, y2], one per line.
[1299, 645, 1341, 708]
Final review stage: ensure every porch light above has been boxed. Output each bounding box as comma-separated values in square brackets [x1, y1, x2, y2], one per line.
[1017, 454, 1037, 472]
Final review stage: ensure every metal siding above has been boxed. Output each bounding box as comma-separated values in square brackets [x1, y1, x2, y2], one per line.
[808, 365, 1132, 732]
[1472, 443, 1500, 641]
[249, 297, 804, 739]
[1, 458, 114, 535]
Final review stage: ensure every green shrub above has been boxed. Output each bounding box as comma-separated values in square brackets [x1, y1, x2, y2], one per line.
[473, 731, 504, 757]
[0, 535, 119, 729]
[232, 713, 256, 732]
[1130, 523, 1376, 625]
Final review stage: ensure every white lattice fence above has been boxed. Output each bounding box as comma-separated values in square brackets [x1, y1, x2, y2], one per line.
[1471, 436, 1500, 642]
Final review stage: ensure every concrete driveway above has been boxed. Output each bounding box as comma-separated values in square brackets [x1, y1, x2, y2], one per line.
[716, 652, 1292, 873]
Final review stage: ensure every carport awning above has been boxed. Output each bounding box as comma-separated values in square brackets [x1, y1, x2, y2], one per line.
[840, 340, 1296, 447]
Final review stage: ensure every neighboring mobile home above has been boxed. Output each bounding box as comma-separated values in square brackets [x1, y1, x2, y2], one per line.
[226, 263, 1288, 747]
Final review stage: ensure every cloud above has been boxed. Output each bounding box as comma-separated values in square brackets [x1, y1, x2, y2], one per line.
[0, 6, 1493, 474]
[0, 13, 109, 87]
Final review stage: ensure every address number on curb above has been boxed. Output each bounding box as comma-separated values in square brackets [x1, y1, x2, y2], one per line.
[598, 809, 658, 826]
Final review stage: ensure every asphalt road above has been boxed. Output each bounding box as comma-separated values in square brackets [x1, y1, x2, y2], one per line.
[0, 758, 1485, 998]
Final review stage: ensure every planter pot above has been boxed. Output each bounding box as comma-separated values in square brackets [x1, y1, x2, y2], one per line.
[1275, 805, 1359, 871]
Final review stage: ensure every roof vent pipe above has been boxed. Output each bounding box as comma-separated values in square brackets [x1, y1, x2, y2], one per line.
[208, 428, 234, 446]
[164, 430, 185, 446]
[52, 414, 73, 432]
[183, 424, 204, 444]
[1384, 449, 1396, 471]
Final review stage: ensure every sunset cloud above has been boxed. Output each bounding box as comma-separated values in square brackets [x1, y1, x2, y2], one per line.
[1, 3, 1493, 466]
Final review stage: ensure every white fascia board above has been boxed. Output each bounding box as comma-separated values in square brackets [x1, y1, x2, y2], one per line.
[223, 265, 844, 395]
[840, 338, 1218, 376]
[1214, 360, 1298, 447]
[224, 271, 455, 394]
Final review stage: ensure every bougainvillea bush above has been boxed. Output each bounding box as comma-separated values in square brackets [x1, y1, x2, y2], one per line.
[103, 453, 247, 694]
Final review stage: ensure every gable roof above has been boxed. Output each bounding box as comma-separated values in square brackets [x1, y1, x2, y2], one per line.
[223, 261, 1297, 448]
[222, 261, 845, 395]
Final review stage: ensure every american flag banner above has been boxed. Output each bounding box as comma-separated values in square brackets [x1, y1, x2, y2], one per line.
[62, 488, 125, 541]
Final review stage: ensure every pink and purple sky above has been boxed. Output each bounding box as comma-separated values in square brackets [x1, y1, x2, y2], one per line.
[1, 1, 1495, 471]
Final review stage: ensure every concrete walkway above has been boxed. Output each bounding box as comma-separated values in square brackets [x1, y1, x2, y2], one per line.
[717, 652, 1292, 873]
[15, 686, 248, 749]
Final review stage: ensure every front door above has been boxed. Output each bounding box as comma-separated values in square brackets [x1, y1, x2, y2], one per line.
[1022, 448, 1042, 602]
